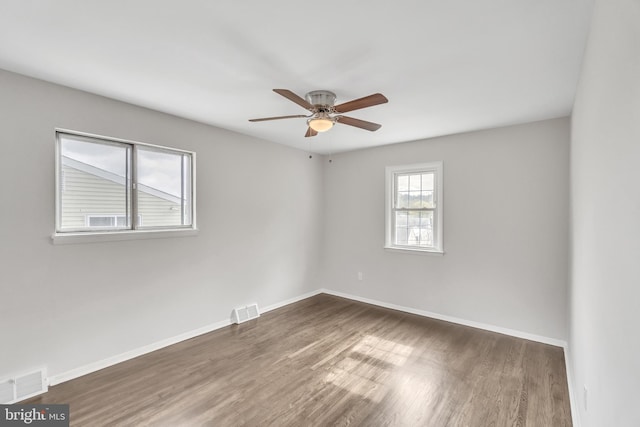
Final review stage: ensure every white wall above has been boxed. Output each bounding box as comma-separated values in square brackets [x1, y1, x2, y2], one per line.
[570, 0, 640, 425]
[0, 69, 323, 380]
[322, 118, 570, 341]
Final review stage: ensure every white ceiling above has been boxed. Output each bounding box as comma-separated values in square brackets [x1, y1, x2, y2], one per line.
[0, 0, 594, 154]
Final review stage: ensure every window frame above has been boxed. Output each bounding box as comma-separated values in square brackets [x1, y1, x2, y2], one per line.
[53, 129, 197, 244]
[385, 161, 444, 254]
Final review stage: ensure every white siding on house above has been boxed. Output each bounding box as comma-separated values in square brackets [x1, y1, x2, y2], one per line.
[60, 158, 182, 229]
[60, 164, 129, 228]
[137, 191, 182, 227]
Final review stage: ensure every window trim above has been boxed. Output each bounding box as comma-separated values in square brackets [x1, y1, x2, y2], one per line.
[53, 129, 197, 244]
[51, 228, 198, 245]
[385, 161, 444, 254]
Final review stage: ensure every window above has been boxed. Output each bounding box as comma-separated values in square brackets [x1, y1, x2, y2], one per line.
[55, 130, 195, 237]
[86, 215, 142, 228]
[87, 215, 128, 228]
[385, 162, 443, 253]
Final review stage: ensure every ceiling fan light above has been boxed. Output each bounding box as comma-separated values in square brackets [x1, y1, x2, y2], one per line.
[308, 117, 334, 132]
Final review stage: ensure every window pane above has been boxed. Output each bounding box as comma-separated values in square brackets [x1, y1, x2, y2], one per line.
[394, 210, 433, 247]
[395, 211, 408, 227]
[420, 228, 434, 247]
[408, 211, 420, 226]
[421, 173, 434, 191]
[421, 190, 434, 209]
[409, 174, 421, 191]
[396, 172, 436, 208]
[396, 191, 409, 208]
[395, 227, 408, 245]
[409, 191, 422, 208]
[397, 175, 409, 192]
[89, 216, 114, 227]
[137, 147, 192, 227]
[59, 136, 130, 231]
[418, 211, 434, 247]
[116, 216, 128, 227]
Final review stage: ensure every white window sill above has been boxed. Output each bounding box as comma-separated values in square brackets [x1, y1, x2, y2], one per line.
[51, 228, 198, 245]
[384, 246, 444, 256]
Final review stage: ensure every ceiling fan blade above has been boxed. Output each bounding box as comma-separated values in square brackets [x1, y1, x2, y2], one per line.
[336, 116, 382, 131]
[273, 89, 314, 111]
[305, 127, 318, 137]
[334, 93, 388, 114]
[249, 114, 308, 122]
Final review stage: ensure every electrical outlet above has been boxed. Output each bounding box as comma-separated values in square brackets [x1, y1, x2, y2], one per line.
[583, 385, 588, 411]
[357, 272, 363, 281]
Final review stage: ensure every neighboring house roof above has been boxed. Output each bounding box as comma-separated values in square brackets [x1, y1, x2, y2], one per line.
[62, 156, 182, 205]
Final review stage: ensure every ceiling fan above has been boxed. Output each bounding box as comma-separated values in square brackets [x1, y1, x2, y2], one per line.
[249, 89, 388, 137]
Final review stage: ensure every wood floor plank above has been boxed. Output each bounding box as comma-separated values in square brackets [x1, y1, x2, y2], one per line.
[25, 294, 572, 426]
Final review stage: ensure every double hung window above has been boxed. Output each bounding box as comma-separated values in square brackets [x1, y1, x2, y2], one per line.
[385, 162, 443, 253]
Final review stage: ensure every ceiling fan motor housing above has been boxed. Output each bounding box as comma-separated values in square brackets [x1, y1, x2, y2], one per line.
[305, 90, 337, 108]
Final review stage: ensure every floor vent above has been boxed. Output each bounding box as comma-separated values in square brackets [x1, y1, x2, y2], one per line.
[0, 368, 48, 404]
[232, 303, 260, 324]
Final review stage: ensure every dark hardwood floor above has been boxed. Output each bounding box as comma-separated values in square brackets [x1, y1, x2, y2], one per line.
[27, 294, 572, 426]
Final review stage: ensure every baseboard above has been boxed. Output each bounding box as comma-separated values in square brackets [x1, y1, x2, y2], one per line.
[320, 288, 567, 348]
[48, 318, 231, 386]
[48, 289, 323, 387]
[260, 288, 324, 314]
[563, 345, 581, 426]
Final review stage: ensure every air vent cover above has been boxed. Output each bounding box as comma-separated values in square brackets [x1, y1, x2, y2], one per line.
[232, 303, 260, 324]
[0, 368, 47, 404]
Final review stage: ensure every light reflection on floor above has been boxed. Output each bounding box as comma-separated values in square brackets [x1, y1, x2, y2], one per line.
[324, 335, 414, 403]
